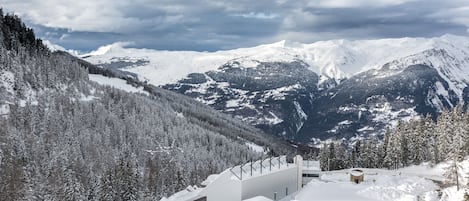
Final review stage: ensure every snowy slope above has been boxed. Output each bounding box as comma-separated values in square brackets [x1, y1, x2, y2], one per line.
[83, 34, 469, 86]
[0, 70, 15, 115]
[88, 74, 149, 95]
[286, 159, 469, 201]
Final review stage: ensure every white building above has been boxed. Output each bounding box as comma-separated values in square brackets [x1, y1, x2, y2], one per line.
[161, 155, 314, 201]
[301, 160, 321, 186]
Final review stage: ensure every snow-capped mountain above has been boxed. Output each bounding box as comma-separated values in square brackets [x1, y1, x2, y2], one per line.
[83, 35, 467, 85]
[84, 34, 469, 144]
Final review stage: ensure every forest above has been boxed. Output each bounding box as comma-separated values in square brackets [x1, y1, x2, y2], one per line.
[0, 10, 291, 200]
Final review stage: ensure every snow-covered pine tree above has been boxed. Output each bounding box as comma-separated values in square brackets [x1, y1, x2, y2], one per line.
[361, 139, 378, 168]
[175, 170, 187, 191]
[462, 107, 469, 158]
[386, 127, 401, 169]
[328, 143, 336, 170]
[421, 115, 435, 163]
[319, 143, 332, 171]
[400, 123, 411, 167]
[0, 149, 25, 201]
[382, 127, 391, 162]
[117, 158, 139, 201]
[369, 137, 379, 168]
[334, 142, 348, 170]
[376, 142, 386, 169]
[62, 167, 86, 201]
[98, 170, 114, 201]
[412, 118, 426, 165]
[436, 109, 454, 162]
[351, 140, 361, 168]
[451, 104, 467, 161]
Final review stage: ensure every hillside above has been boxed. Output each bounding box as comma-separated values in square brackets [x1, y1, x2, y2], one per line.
[0, 11, 292, 200]
[84, 35, 469, 143]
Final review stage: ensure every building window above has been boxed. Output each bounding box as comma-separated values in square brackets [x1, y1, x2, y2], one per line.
[194, 196, 207, 201]
[302, 173, 319, 177]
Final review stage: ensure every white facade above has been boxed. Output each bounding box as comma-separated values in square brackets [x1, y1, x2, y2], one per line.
[198, 169, 242, 201]
[161, 155, 313, 201]
[241, 164, 298, 200]
[301, 160, 321, 186]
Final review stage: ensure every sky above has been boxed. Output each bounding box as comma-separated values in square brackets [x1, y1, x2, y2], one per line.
[2, 0, 469, 53]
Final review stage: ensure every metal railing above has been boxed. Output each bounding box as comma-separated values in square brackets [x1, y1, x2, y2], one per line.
[229, 156, 289, 180]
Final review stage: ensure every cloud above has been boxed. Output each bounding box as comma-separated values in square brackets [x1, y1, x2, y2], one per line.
[276, 0, 469, 41]
[308, 0, 417, 8]
[233, 12, 279, 19]
[2, 0, 469, 52]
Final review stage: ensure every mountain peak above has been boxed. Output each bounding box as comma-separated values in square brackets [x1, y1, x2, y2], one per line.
[259, 39, 301, 48]
[81, 41, 132, 57]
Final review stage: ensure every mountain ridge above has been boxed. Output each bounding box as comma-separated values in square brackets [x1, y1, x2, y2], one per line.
[83, 34, 469, 85]
[83, 34, 469, 144]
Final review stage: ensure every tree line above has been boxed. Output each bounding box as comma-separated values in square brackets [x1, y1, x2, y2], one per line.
[320, 105, 469, 171]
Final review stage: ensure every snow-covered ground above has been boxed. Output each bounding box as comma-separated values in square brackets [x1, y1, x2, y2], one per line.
[88, 74, 148, 95]
[161, 158, 468, 201]
[284, 160, 469, 201]
[245, 141, 267, 154]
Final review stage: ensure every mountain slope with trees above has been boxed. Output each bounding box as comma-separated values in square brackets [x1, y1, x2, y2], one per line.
[0, 10, 292, 200]
[85, 35, 469, 144]
[319, 105, 469, 190]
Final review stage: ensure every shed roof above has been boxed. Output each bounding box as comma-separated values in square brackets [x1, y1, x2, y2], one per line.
[350, 169, 364, 176]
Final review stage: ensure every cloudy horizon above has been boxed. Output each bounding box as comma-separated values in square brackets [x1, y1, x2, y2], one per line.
[2, 0, 469, 53]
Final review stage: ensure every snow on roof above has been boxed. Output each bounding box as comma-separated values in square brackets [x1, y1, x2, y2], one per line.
[159, 186, 202, 201]
[243, 196, 273, 201]
[201, 174, 219, 186]
[350, 169, 364, 176]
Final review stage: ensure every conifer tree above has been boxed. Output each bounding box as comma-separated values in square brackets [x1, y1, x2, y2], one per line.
[382, 127, 391, 160]
[436, 109, 454, 162]
[412, 119, 426, 164]
[0, 150, 25, 201]
[319, 144, 329, 171]
[351, 140, 361, 168]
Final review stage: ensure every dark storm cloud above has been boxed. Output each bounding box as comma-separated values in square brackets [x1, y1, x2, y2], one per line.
[293, 0, 469, 40]
[3, 0, 469, 52]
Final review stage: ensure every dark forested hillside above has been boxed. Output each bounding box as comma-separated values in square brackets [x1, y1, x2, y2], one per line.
[0, 11, 292, 200]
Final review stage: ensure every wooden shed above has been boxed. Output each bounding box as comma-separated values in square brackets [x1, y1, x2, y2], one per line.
[350, 169, 364, 184]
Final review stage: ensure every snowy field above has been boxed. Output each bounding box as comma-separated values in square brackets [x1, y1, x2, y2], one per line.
[88, 74, 149, 95]
[284, 160, 469, 201]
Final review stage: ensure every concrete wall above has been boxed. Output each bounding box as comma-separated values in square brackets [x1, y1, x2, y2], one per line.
[241, 166, 298, 201]
[196, 156, 304, 201]
[199, 170, 242, 201]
